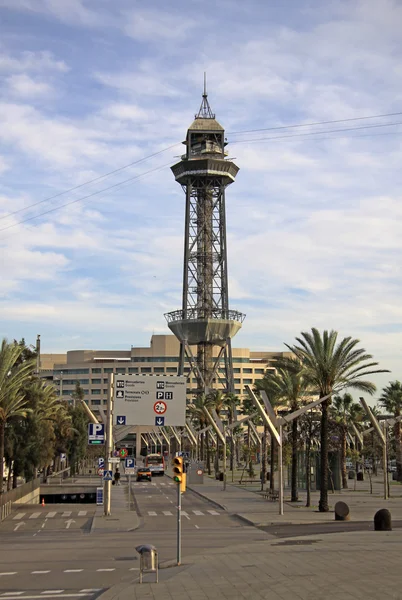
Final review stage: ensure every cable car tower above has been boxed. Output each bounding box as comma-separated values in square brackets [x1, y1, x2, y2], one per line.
[165, 80, 245, 397]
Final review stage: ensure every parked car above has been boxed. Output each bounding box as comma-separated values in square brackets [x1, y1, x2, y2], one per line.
[136, 467, 152, 482]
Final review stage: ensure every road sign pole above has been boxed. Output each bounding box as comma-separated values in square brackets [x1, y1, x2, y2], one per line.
[278, 424, 284, 516]
[128, 474, 131, 510]
[177, 482, 182, 566]
[104, 372, 114, 516]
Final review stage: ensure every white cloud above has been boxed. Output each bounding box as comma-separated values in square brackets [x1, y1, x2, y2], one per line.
[0, 50, 69, 73]
[122, 8, 195, 42]
[6, 74, 53, 98]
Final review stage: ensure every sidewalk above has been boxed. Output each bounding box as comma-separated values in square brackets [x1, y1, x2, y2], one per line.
[91, 478, 140, 532]
[100, 528, 402, 599]
[184, 474, 402, 526]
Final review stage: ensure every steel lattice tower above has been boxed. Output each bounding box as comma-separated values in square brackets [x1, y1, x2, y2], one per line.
[165, 83, 245, 397]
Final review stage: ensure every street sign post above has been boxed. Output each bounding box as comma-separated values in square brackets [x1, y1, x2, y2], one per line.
[113, 375, 186, 426]
[103, 470, 113, 481]
[97, 467, 104, 477]
[124, 457, 136, 474]
[88, 423, 105, 445]
[96, 487, 104, 505]
[98, 457, 105, 468]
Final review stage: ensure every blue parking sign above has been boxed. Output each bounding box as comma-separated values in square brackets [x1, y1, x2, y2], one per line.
[125, 458, 135, 469]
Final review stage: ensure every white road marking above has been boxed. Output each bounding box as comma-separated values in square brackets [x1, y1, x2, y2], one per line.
[41, 523, 46, 529]
[63, 570, 83, 573]
[0, 596, 93, 599]
[77, 511, 87, 517]
[162, 511, 173, 516]
[0, 593, 24, 596]
[79, 591, 101, 594]
[147, 511, 157, 516]
[193, 511, 204, 516]
[32, 571, 51, 574]
[29, 513, 41, 519]
[61, 512, 71, 517]
[12, 513, 25, 520]
[14, 522, 25, 532]
[41, 592, 64, 595]
[207, 510, 220, 515]
[46, 512, 57, 518]
[96, 568, 115, 572]
[195, 525, 200, 529]
[129, 568, 140, 571]
[0, 573, 17, 576]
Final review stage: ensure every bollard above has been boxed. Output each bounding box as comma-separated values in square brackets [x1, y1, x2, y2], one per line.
[374, 509, 392, 531]
[334, 501, 350, 521]
[136, 544, 158, 583]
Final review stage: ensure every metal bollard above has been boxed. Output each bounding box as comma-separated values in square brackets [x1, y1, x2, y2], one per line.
[374, 509, 392, 531]
[334, 501, 350, 521]
[136, 544, 158, 583]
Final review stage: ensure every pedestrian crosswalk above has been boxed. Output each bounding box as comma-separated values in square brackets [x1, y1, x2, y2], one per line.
[12, 510, 89, 521]
[147, 509, 220, 517]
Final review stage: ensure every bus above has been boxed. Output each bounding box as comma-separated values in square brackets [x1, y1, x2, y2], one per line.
[145, 454, 165, 476]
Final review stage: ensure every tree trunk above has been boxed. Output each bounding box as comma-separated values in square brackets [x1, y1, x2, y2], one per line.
[270, 439, 276, 491]
[372, 432, 377, 475]
[291, 417, 298, 502]
[319, 399, 330, 512]
[206, 432, 211, 475]
[395, 420, 402, 482]
[214, 438, 220, 477]
[7, 459, 12, 491]
[305, 436, 311, 507]
[0, 421, 5, 496]
[12, 471, 18, 489]
[260, 427, 268, 491]
[341, 427, 348, 489]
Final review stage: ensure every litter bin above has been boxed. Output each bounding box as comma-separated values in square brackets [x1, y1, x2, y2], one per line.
[136, 544, 158, 583]
[219, 472, 224, 482]
[357, 472, 364, 481]
[348, 470, 355, 480]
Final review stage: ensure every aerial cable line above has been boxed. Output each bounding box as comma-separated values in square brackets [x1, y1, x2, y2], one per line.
[0, 143, 180, 222]
[0, 162, 173, 234]
[231, 121, 402, 144]
[0, 111, 399, 222]
[229, 111, 402, 135]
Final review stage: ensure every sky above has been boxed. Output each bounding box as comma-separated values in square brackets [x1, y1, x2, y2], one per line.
[0, 0, 401, 401]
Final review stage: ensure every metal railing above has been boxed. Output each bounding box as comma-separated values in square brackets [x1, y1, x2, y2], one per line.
[164, 309, 245, 323]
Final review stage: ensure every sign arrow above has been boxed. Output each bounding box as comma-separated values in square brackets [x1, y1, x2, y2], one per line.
[156, 418, 164, 426]
[14, 522, 25, 532]
[117, 418, 124, 424]
[65, 519, 76, 529]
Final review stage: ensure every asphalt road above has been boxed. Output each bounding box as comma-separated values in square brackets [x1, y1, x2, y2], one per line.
[0, 478, 272, 598]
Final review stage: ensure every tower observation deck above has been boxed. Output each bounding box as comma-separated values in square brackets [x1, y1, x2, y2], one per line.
[165, 85, 245, 396]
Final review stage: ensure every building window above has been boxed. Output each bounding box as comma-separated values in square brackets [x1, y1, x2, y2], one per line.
[235, 388, 241, 394]
[254, 369, 265, 374]
[243, 378, 253, 384]
[91, 379, 101, 384]
[103, 399, 107, 405]
[141, 367, 152, 373]
[62, 390, 72, 396]
[154, 367, 164, 373]
[91, 389, 101, 395]
[131, 357, 179, 363]
[128, 368, 138, 374]
[243, 368, 252, 374]
[234, 379, 241, 384]
[103, 378, 109, 384]
[116, 367, 126, 374]
[233, 368, 241, 373]
[92, 368, 102, 374]
[55, 369, 89, 375]
[104, 368, 113, 373]
[91, 399, 101, 406]
[103, 389, 108, 394]
[166, 367, 177, 373]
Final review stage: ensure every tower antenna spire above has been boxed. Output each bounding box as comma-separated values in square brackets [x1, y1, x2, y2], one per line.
[196, 72, 215, 119]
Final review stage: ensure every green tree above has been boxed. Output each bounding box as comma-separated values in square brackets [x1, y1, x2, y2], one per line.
[66, 404, 88, 475]
[379, 381, 402, 481]
[331, 393, 362, 489]
[72, 381, 85, 408]
[287, 328, 388, 512]
[0, 339, 35, 488]
[256, 358, 310, 502]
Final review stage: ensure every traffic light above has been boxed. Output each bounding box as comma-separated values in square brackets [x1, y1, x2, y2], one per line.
[173, 456, 186, 492]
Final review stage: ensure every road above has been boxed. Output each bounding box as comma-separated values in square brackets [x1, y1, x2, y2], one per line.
[0, 478, 272, 598]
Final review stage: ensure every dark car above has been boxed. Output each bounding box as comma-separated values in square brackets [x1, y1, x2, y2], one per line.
[136, 467, 152, 482]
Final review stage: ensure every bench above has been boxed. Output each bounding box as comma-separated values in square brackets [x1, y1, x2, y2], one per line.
[263, 490, 279, 502]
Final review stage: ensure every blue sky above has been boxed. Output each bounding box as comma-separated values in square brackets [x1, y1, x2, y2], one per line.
[0, 0, 401, 398]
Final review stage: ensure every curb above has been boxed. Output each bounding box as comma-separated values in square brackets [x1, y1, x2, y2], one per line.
[165, 473, 227, 511]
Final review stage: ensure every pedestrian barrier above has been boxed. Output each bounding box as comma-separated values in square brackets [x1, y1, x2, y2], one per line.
[0, 501, 12, 521]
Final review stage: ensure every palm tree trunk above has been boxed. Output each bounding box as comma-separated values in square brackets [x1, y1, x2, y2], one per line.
[341, 427, 348, 489]
[395, 421, 402, 482]
[371, 431, 377, 475]
[206, 432, 211, 475]
[260, 426, 268, 491]
[305, 436, 311, 507]
[214, 438, 220, 477]
[7, 460, 12, 491]
[291, 417, 298, 502]
[270, 439, 275, 491]
[319, 399, 330, 512]
[0, 421, 5, 496]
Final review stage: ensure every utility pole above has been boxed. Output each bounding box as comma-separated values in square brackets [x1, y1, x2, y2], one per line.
[36, 334, 41, 376]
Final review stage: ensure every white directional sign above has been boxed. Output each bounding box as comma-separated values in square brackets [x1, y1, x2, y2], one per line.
[113, 375, 186, 426]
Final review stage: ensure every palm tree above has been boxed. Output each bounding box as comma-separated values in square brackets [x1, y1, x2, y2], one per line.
[379, 381, 402, 482]
[331, 393, 362, 489]
[0, 339, 35, 489]
[287, 328, 389, 512]
[225, 393, 240, 475]
[256, 358, 310, 502]
[187, 394, 210, 466]
[207, 390, 227, 477]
